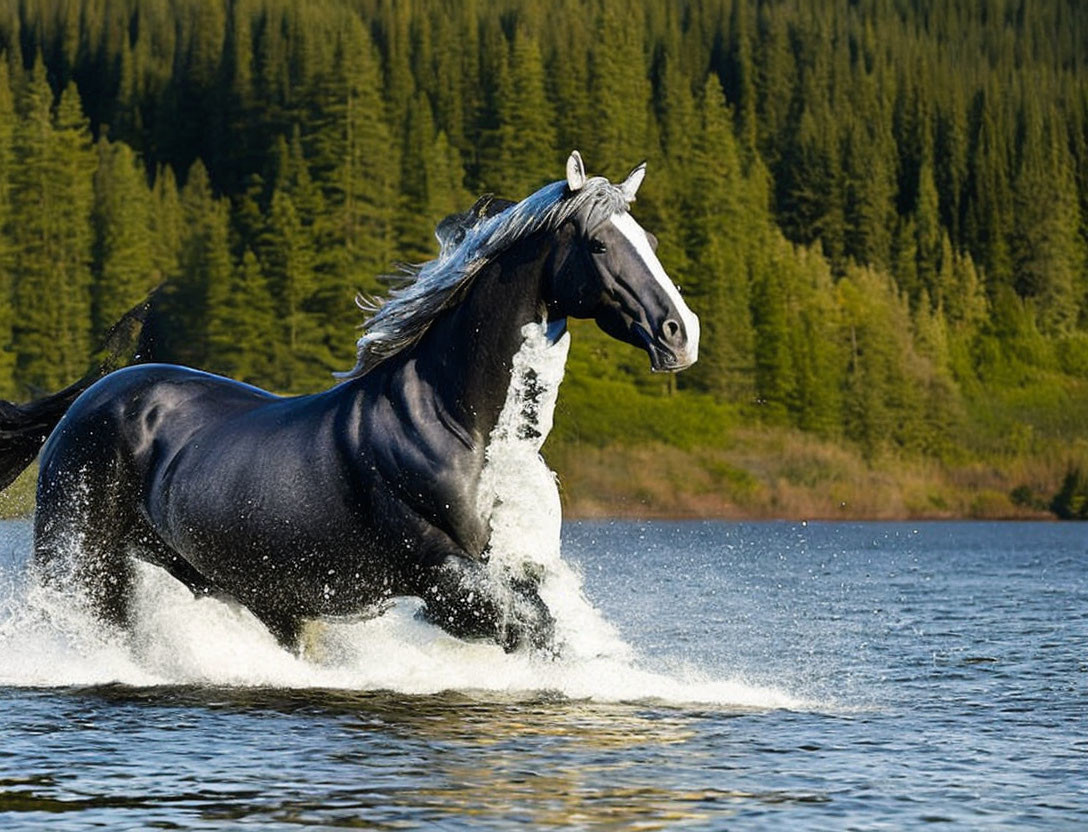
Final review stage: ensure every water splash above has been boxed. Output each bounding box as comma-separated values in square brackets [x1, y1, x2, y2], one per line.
[0, 557, 796, 706]
[478, 321, 629, 662]
[0, 326, 800, 708]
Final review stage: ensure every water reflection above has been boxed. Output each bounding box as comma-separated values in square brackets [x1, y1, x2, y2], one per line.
[31, 685, 823, 829]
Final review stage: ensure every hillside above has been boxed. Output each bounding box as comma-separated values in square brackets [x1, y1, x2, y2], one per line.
[1, 0, 1087, 518]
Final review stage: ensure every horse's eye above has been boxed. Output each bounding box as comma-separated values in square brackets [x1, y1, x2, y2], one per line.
[589, 239, 607, 254]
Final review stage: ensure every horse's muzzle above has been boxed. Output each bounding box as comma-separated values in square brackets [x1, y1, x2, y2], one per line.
[638, 316, 700, 372]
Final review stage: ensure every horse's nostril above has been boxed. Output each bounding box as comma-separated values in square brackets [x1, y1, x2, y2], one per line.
[663, 319, 682, 343]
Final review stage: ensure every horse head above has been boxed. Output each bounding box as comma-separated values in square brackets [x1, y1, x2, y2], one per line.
[547, 150, 700, 372]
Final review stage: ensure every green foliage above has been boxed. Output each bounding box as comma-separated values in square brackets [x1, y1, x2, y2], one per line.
[9, 63, 94, 392]
[207, 248, 276, 385]
[92, 138, 156, 337]
[0, 59, 14, 397]
[0, 0, 1087, 521]
[1051, 467, 1088, 520]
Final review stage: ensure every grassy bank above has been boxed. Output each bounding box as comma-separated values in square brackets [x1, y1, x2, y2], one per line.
[545, 341, 1087, 520]
[2, 398, 1081, 523]
[548, 430, 1071, 520]
[0, 465, 36, 520]
[0, 444, 1075, 522]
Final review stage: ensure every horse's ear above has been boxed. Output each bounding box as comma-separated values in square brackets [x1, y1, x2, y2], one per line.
[620, 161, 646, 201]
[566, 150, 587, 192]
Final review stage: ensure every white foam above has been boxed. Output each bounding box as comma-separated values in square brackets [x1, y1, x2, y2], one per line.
[0, 561, 798, 706]
[0, 329, 797, 708]
[476, 321, 631, 662]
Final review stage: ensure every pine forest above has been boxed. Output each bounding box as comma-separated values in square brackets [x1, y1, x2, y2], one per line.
[2, 0, 1088, 519]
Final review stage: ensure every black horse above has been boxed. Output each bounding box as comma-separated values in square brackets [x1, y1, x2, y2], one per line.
[0, 151, 699, 653]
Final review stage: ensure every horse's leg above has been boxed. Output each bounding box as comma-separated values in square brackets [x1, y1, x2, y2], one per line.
[128, 525, 303, 650]
[248, 607, 303, 650]
[419, 554, 555, 653]
[33, 474, 136, 630]
[128, 527, 218, 598]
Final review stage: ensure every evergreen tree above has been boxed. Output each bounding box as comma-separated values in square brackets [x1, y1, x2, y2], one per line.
[156, 159, 232, 369]
[841, 65, 896, 273]
[684, 75, 756, 400]
[914, 158, 942, 305]
[545, 0, 593, 158]
[1012, 109, 1083, 334]
[0, 60, 15, 395]
[4, 0, 1088, 480]
[751, 266, 794, 424]
[398, 92, 443, 261]
[964, 88, 1014, 292]
[754, 0, 793, 165]
[262, 187, 322, 390]
[50, 82, 96, 373]
[150, 164, 183, 287]
[726, 0, 758, 155]
[491, 28, 557, 198]
[588, 0, 653, 171]
[92, 137, 156, 336]
[10, 64, 94, 392]
[789, 246, 843, 436]
[207, 247, 276, 385]
[307, 17, 399, 327]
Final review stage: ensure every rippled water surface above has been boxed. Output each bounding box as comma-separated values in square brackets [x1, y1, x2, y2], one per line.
[1, 519, 1086, 829]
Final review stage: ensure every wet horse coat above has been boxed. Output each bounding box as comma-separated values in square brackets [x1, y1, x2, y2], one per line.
[10, 152, 700, 651]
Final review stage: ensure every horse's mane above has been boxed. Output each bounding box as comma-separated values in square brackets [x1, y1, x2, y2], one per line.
[335, 176, 631, 379]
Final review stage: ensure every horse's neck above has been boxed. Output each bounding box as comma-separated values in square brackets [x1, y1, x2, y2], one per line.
[413, 240, 554, 445]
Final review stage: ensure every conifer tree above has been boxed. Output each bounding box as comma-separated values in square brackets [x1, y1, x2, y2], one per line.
[934, 91, 968, 243]
[156, 160, 232, 369]
[268, 127, 323, 230]
[400, 115, 469, 264]
[427, 10, 467, 152]
[307, 18, 398, 309]
[92, 137, 155, 337]
[150, 164, 183, 287]
[965, 88, 1014, 292]
[726, 0, 758, 155]
[1012, 109, 1083, 334]
[262, 187, 322, 390]
[650, 48, 698, 292]
[751, 267, 794, 424]
[842, 71, 896, 273]
[5, 0, 1088, 470]
[943, 240, 988, 332]
[789, 246, 843, 436]
[398, 92, 443, 261]
[684, 75, 755, 401]
[491, 28, 557, 198]
[588, 0, 653, 171]
[545, 0, 592, 158]
[754, 0, 793, 165]
[0, 60, 15, 395]
[207, 247, 276, 385]
[914, 159, 943, 305]
[10, 64, 95, 392]
[51, 82, 96, 370]
[837, 269, 897, 456]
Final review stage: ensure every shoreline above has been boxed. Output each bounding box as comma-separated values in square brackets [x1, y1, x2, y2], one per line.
[560, 501, 1059, 523]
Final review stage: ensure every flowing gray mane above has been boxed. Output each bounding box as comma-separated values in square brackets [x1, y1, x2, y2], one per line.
[335, 175, 631, 379]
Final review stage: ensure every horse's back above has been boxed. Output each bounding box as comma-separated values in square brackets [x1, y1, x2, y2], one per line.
[67, 363, 274, 420]
[36, 364, 273, 510]
[41, 363, 272, 461]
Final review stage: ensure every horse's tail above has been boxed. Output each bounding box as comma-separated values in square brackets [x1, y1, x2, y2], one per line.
[0, 296, 155, 491]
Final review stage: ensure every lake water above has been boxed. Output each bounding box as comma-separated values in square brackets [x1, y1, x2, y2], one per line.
[1, 518, 1085, 829]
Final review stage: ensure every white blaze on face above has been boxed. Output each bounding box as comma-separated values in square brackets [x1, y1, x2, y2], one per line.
[609, 211, 700, 365]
